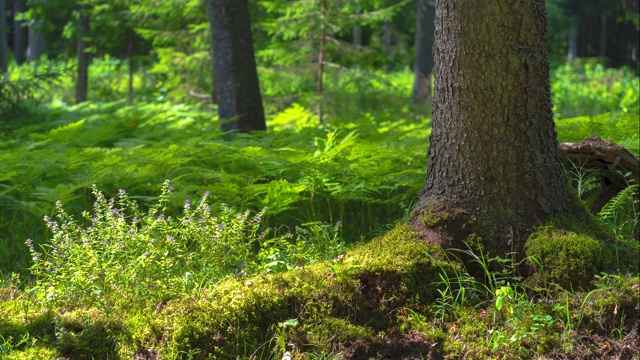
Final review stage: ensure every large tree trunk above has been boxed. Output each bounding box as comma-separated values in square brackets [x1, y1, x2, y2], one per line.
[411, 0, 435, 106]
[13, 0, 27, 65]
[0, 0, 8, 74]
[75, 10, 90, 104]
[409, 0, 587, 259]
[207, 0, 265, 133]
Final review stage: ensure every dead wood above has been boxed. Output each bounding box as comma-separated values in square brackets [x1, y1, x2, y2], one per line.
[558, 135, 639, 213]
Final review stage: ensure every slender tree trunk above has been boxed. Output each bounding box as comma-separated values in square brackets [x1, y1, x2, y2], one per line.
[75, 10, 90, 104]
[317, 0, 326, 124]
[383, 19, 393, 72]
[13, 0, 26, 65]
[352, 6, 362, 49]
[27, 22, 44, 62]
[208, 0, 265, 132]
[352, 24, 362, 48]
[599, 14, 606, 58]
[0, 0, 9, 74]
[205, 3, 218, 105]
[567, 1, 578, 63]
[411, 0, 435, 106]
[128, 34, 134, 104]
[409, 0, 587, 259]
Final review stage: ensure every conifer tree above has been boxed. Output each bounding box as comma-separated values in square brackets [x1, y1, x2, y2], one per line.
[409, 0, 592, 259]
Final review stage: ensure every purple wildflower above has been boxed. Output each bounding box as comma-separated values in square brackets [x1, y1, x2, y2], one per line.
[25, 238, 33, 245]
[119, 189, 126, 195]
[185, 199, 191, 207]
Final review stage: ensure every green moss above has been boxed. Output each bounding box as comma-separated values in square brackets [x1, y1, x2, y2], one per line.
[526, 217, 614, 289]
[147, 224, 449, 358]
[55, 309, 127, 359]
[0, 224, 453, 359]
[302, 316, 374, 352]
[3, 345, 60, 360]
[582, 275, 640, 335]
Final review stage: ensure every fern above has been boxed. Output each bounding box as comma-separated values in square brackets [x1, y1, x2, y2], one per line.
[598, 184, 639, 238]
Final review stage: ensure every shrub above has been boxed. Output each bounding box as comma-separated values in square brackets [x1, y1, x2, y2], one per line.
[26, 181, 343, 313]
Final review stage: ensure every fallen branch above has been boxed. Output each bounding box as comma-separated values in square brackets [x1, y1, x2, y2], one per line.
[558, 135, 639, 213]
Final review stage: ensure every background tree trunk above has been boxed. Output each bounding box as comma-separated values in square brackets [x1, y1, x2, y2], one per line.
[0, 0, 9, 74]
[27, 20, 44, 62]
[13, 0, 27, 65]
[127, 34, 134, 104]
[75, 11, 90, 104]
[409, 0, 587, 258]
[411, 0, 435, 106]
[317, 0, 325, 124]
[208, 0, 265, 132]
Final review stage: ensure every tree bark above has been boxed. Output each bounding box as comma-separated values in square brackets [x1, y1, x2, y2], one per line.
[409, 0, 588, 259]
[208, 0, 266, 132]
[13, 0, 27, 65]
[27, 21, 44, 62]
[75, 10, 90, 104]
[411, 0, 435, 106]
[0, 0, 9, 74]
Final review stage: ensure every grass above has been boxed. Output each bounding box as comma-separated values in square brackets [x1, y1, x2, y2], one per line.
[0, 59, 638, 359]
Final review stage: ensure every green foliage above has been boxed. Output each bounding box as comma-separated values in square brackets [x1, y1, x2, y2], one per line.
[556, 112, 640, 155]
[551, 62, 639, 118]
[0, 64, 63, 132]
[0, 92, 426, 273]
[599, 184, 640, 272]
[25, 181, 343, 313]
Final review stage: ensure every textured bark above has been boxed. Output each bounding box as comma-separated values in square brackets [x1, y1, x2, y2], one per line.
[411, 0, 435, 105]
[75, 11, 90, 104]
[13, 0, 27, 65]
[0, 0, 8, 74]
[208, 0, 265, 132]
[409, 0, 587, 258]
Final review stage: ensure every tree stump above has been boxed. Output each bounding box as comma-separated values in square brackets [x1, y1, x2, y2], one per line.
[558, 135, 639, 214]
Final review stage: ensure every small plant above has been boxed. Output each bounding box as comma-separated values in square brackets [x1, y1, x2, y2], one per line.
[25, 181, 345, 314]
[0, 332, 32, 356]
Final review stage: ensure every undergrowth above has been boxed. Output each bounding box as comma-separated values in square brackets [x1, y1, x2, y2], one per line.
[0, 60, 638, 359]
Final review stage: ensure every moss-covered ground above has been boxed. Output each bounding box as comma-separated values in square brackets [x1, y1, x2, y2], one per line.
[1, 223, 638, 359]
